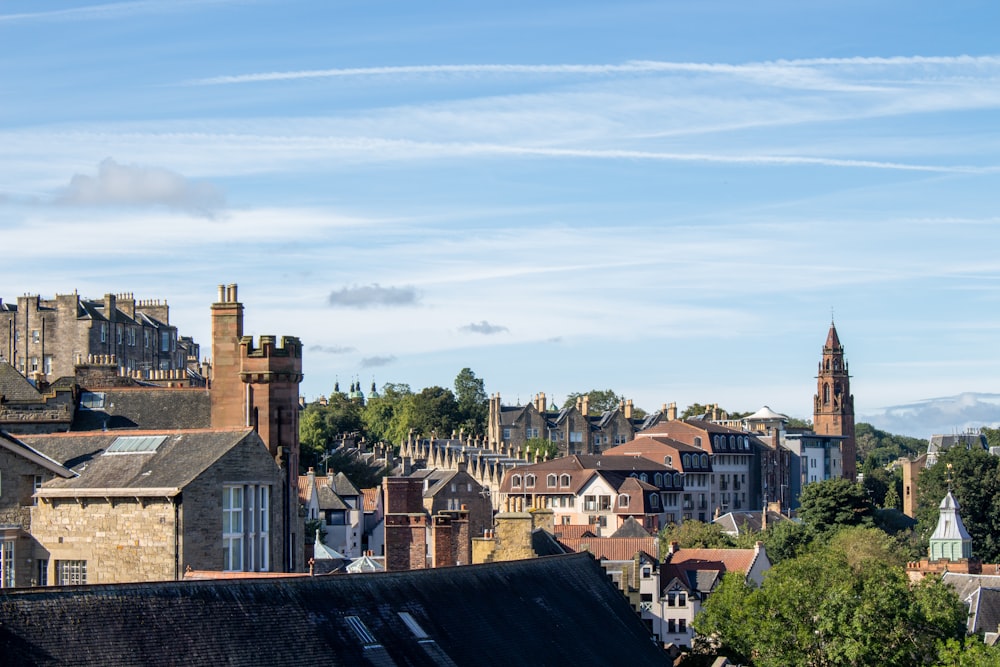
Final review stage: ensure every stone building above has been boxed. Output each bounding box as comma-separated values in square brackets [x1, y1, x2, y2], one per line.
[0, 361, 76, 435]
[813, 321, 856, 480]
[487, 392, 669, 457]
[21, 428, 284, 584]
[0, 431, 76, 588]
[0, 291, 189, 383]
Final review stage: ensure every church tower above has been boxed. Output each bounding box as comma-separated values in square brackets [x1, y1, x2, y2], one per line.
[813, 321, 856, 480]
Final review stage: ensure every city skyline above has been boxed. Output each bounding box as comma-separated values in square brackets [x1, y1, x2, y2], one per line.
[2, 1, 999, 434]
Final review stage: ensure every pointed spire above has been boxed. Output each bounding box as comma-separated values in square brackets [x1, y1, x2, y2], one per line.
[825, 321, 842, 350]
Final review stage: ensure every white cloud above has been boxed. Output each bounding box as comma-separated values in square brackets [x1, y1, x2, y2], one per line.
[55, 158, 225, 215]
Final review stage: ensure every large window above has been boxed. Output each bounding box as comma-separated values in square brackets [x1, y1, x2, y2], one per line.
[223, 484, 271, 572]
[1, 540, 13, 588]
[56, 560, 87, 585]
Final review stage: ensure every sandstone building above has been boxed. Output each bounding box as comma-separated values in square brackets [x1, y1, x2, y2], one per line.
[813, 321, 856, 480]
[0, 291, 193, 383]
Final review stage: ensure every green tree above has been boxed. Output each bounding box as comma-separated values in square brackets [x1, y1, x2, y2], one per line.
[935, 637, 1000, 666]
[797, 478, 874, 538]
[454, 368, 488, 435]
[658, 520, 734, 557]
[401, 385, 460, 438]
[759, 519, 809, 563]
[564, 389, 623, 415]
[695, 547, 966, 667]
[915, 445, 1000, 562]
[982, 426, 1000, 450]
[523, 437, 559, 460]
[361, 382, 413, 446]
[298, 395, 364, 471]
[856, 422, 925, 468]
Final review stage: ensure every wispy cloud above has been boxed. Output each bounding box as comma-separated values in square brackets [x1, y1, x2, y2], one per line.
[0, 0, 240, 23]
[361, 355, 397, 368]
[308, 344, 356, 355]
[54, 158, 225, 216]
[460, 320, 509, 335]
[188, 55, 1000, 86]
[327, 284, 419, 308]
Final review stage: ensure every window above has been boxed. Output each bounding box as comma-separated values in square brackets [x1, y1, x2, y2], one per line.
[682, 454, 690, 468]
[30, 357, 38, 372]
[569, 431, 583, 443]
[144, 330, 151, 349]
[654, 473, 662, 486]
[31, 329, 39, 343]
[526, 428, 539, 439]
[599, 495, 612, 511]
[510, 474, 522, 488]
[701, 454, 708, 467]
[32, 475, 42, 506]
[37, 559, 48, 586]
[56, 560, 87, 585]
[525, 474, 536, 489]
[668, 619, 676, 633]
[80, 391, 106, 409]
[223, 484, 271, 572]
[584, 495, 597, 511]
[650, 494, 659, 508]
[502, 428, 511, 441]
[619, 494, 629, 508]
[693, 436, 702, 448]
[679, 619, 686, 633]
[665, 455, 673, 467]
[560, 474, 571, 488]
[547, 474, 557, 488]
[100, 323, 108, 343]
[43, 355, 52, 375]
[1, 540, 13, 588]
[161, 331, 170, 352]
[639, 473, 648, 483]
[116, 325, 123, 345]
[614, 434, 628, 445]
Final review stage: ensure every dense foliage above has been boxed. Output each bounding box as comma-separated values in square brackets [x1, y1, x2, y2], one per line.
[695, 527, 968, 667]
[855, 422, 925, 468]
[915, 444, 1000, 563]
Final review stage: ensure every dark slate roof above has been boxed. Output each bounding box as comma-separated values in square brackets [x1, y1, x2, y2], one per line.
[0, 361, 42, 402]
[611, 516, 653, 538]
[971, 588, 1000, 635]
[0, 553, 671, 667]
[19, 429, 266, 495]
[71, 387, 211, 431]
[0, 431, 76, 478]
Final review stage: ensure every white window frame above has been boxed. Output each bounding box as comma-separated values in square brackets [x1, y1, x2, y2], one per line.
[1, 540, 14, 588]
[56, 560, 87, 585]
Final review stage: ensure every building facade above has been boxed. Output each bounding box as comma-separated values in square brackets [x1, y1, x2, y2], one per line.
[0, 292, 188, 383]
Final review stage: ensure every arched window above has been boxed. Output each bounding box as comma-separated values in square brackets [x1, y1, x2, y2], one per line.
[560, 474, 571, 487]
[630, 472, 639, 478]
[701, 454, 708, 467]
[713, 435, 720, 448]
[664, 474, 672, 488]
[511, 474, 522, 488]
[547, 474, 557, 488]
[683, 454, 691, 468]
[525, 474, 536, 488]
[824, 383, 830, 404]
[654, 473, 663, 486]
[694, 436, 702, 449]
[743, 436, 750, 450]
[650, 494, 659, 509]
[640, 473, 648, 483]
[729, 435, 735, 448]
[619, 494, 630, 508]
[665, 455, 673, 467]
[673, 473, 682, 487]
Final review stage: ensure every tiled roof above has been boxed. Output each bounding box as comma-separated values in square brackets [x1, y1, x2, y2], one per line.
[610, 516, 653, 538]
[19, 429, 268, 495]
[668, 547, 758, 575]
[361, 487, 381, 512]
[558, 537, 659, 562]
[553, 524, 598, 540]
[0, 552, 671, 667]
[72, 387, 211, 431]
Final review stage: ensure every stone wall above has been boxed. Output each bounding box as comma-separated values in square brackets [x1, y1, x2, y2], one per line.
[31, 496, 177, 584]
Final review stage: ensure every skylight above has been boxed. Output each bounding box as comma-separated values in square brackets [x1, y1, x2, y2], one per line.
[105, 435, 167, 454]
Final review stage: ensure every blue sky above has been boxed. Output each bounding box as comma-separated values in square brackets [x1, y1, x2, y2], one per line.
[2, 1, 1000, 435]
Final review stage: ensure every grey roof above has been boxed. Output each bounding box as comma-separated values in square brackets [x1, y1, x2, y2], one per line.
[330, 471, 362, 498]
[610, 516, 653, 538]
[72, 387, 211, 431]
[19, 428, 266, 496]
[0, 431, 77, 478]
[0, 361, 43, 402]
[0, 552, 671, 667]
[969, 588, 1000, 635]
[942, 573, 1000, 601]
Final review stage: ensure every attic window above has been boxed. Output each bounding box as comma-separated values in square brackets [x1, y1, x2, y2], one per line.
[106, 435, 167, 454]
[397, 612, 429, 639]
[80, 392, 106, 410]
[344, 615, 381, 648]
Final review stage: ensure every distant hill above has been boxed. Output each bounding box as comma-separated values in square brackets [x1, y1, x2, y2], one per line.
[860, 392, 1000, 440]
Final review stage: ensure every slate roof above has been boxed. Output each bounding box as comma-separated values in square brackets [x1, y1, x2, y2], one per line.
[0, 431, 76, 479]
[714, 510, 792, 537]
[18, 428, 264, 496]
[71, 387, 211, 431]
[0, 361, 43, 402]
[968, 588, 1000, 635]
[0, 553, 671, 667]
[611, 516, 653, 538]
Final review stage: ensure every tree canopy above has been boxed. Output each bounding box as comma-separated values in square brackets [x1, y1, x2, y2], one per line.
[695, 530, 967, 667]
[796, 478, 874, 538]
[563, 389, 624, 415]
[453, 367, 488, 435]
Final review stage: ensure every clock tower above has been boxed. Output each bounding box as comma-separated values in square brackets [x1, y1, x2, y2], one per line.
[813, 321, 856, 480]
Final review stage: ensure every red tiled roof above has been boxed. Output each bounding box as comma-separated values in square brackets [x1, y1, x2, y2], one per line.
[558, 537, 659, 562]
[362, 487, 380, 512]
[669, 547, 757, 574]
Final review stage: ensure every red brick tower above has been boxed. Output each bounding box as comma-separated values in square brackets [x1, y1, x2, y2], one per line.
[210, 284, 304, 571]
[813, 321, 856, 481]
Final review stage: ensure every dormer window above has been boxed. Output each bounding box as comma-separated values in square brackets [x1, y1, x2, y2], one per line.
[693, 436, 702, 449]
[560, 474, 571, 488]
[619, 494, 630, 508]
[511, 474, 522, 488]
[525, 474, 536, 489]
[654, 473, 663, 486]
[547, 474, 557, 488]
[650, 494, 659, 509]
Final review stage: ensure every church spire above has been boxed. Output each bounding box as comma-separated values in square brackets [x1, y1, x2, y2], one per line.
[813, 320, 856, 481]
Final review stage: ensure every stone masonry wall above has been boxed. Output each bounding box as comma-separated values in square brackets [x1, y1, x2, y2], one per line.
[31, 496, 177, 584]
